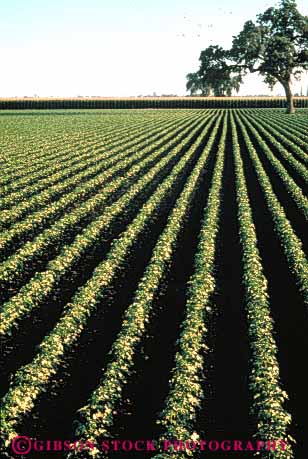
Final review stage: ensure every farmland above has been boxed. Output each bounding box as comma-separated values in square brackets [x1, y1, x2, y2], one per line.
[0, 108, 307, 459]
[0, 97, 308, 110]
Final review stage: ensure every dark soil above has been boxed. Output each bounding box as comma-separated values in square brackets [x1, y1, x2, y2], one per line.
[2, 111, 307, 459]
[105, 118, 221, 459]
[8, 114, 216, 459]
[197, 116, 253, 459]
[236, 116, 308, 459]
[0, 114, 209, 381]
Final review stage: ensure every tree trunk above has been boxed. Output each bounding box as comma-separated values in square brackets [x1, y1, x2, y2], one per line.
[282, 80, 295, 114]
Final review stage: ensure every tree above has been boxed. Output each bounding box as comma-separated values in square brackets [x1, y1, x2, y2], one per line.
[186, 72, 211, 96]
[231, 0, 308, 113]
[198, 46, 242, 96]
[186, 46, 241, 96]
[187, 0, 308, 112]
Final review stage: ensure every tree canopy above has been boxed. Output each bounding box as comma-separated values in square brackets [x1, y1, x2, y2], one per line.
[186, 46, 241, 96]
[186, 0, 308, 112]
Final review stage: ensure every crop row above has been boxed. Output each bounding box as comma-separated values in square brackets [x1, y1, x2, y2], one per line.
[0, 111, 198, 226]
[0, 112, 207, 265]
[149, 114, 227, 459]
[235, 115, 308, 312]
[244, 111, 308, 153]
[0, 110, 176, 165]
[1, 110, 199, 187]
[260, 109, 308, 132]
[0, 109, 306, 459]
[0, 113, 221, 447]
[0, 114, 143, 177]
[0, 112, 211, 293]
[0, 113, 218, 335]
[244, 109, 308, 143]
[239, 112, 308, 185]
[231, 112, 294, 459]
[65, 113, 224, 458]
[1, 111, 193, 193]
[1, 118, 149, 188]
[237, 112, 308, 219]
[241, 112, 308, 169]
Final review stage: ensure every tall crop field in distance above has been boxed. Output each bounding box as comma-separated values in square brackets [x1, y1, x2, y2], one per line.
[0, 108, 307, 459]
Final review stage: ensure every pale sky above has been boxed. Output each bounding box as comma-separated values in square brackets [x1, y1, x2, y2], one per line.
[1, 0, 307, 97]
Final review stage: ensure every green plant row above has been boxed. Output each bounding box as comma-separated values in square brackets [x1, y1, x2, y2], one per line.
[244, 109, 308, 141]
[0, 115, 213, 306]
[0, 113, 221, 448]
[0, 110, 170, 167]
[0, 111, 194, 166]
[1, 121, 138, 189]
[0, 110, 118, 147]
[246, 109, 308, 150]
[66, 114, 224, 459]
[0, 111, 196, 226]
[231, 112, 294, 459]
[150, 115, 227, 459]
[1, 110, 188, 194]
[2, 111, 198, 198]
[1, 97, 308, 110]
[1, 114, 143, 180]
[235, 115, 308, 311]
[0, 113, 207, 262]
[238, 113, 308, 219]
[1, 121, 101, 168]
[0, 132, 189, 334]
[242, 111, 308, 167]
[1, 111, 188, 188]
[239, 113, 308, 185]
[244, 111, 308, 153]
[257, 109, 308, 135]
[0, 112, 219, 336]
[0, 114, 218, 331]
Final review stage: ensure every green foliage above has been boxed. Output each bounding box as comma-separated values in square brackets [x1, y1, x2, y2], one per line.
[1, 98, 308, 109]
[0, 109, 307, 458]
[244, 109, 308, 153]
[186, 46, 241, 96]
[186, 73, 211, 96]
[152, 114, 227, 458]
[0, 113, 208, 337]
[67, 114, 223, 458]
[238, 111, 308, 218]
[0, 112, 216, 447]
[231, 111, 294, 458]
[231, 1, 308, 82]
[235, 111, 308, 309]
[187, 0, 308, 112]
